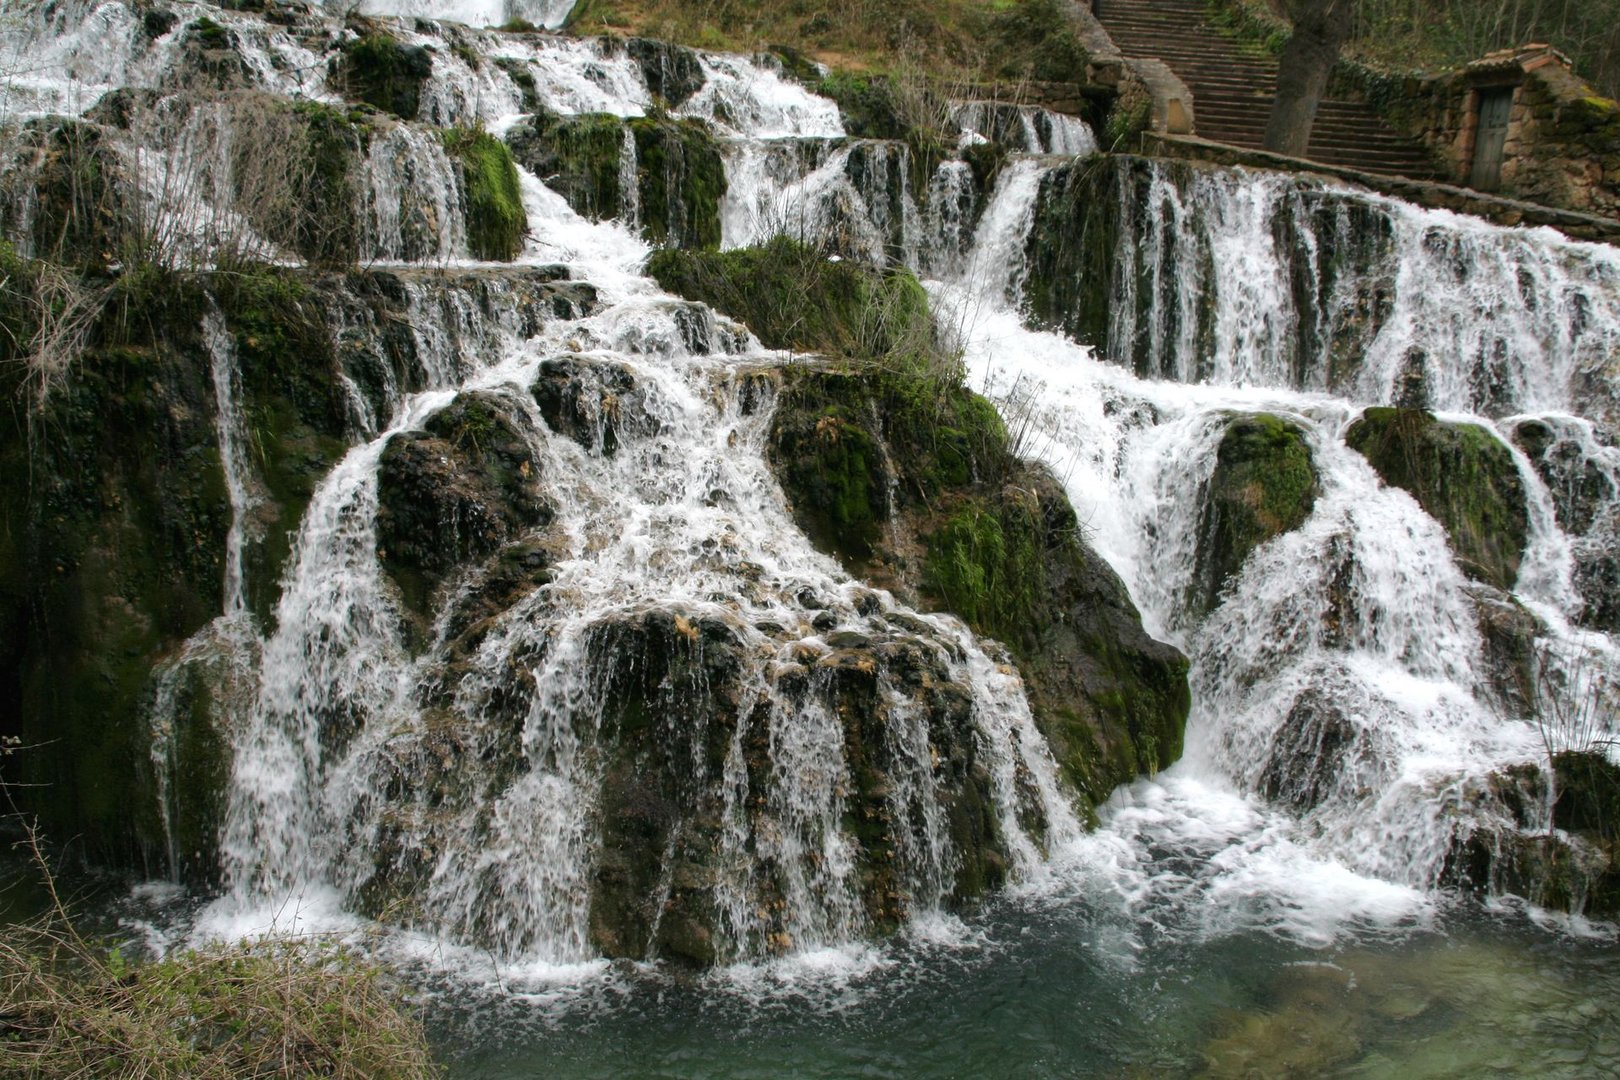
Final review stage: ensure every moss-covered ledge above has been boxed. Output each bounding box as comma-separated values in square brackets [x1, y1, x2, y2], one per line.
[649, 237, 1189, 814]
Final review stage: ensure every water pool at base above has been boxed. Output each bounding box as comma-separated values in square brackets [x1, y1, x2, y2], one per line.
[429, 898, 1619, 1079]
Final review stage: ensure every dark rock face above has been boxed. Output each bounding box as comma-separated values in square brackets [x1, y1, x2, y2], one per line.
[1512, 416, 1620, 631]
[624, 38, 706, 108]
[504, 110, 726, 249]
[0, 264, 579, 877]
[530, 354, 659, 455]
[766, 367, 1190, 810]
[1346, 407, 1528, 590]
[506, 110, 628, 222]
[1258, 688, 1366, 812]
[333, 31, 432, 120]
[1191, 413, 1318, 618]
[376, 391, 551, 624]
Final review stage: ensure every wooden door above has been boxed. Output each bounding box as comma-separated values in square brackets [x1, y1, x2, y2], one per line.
[1471, 88, 1514, 191]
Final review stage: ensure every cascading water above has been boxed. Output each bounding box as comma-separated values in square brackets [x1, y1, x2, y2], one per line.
[9, 2, 1620, 1070]
[938, 155, 1620, 935]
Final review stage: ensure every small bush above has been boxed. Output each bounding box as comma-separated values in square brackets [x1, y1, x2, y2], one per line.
[0, 918, 442, 1079]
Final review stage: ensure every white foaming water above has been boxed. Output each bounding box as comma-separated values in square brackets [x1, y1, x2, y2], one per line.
[188, 125, 1082, 970]
[361, 124, 468, 263]
[1103, 160, 1620, 417]
[336, 0, 577, 28]
[934, 158, 1620, 942]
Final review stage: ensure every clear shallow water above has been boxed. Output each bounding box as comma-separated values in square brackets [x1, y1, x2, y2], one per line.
[427, 894, 1620, 1079]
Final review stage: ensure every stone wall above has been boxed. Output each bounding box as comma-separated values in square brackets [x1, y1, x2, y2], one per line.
[1376, 46, 1620, 219]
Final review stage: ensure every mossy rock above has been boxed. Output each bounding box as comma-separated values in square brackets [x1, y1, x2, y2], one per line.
[505, 110, 628, 222]
[625, 38, 706, 108]
[440, 128, 528, 261]
[375, 391, 551, 627]
[0, 270, 228, 868]
[1191, 413, 1318, 617]
[1345, 407, 1528, 590]
[648, 236, 931, 358]
[629, 114, 726, 250]
[335, 30, 432, 120]
[1553, 751, 1620, 840]
[213, 268, 351, 623]
[767, 363, 1188, 811]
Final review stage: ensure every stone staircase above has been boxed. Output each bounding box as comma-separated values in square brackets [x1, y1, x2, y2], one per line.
[1095, 0, 1440, 179]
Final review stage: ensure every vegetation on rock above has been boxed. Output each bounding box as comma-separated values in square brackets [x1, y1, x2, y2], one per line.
[441, 128, 529, 261]
[651, 239, 1190, 812]
[1192, 413, 1319, 617]
[1345, 407, 1528, 590]
[336, 28, 432, 121]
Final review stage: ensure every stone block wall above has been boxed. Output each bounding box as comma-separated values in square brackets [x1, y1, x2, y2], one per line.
[1374, 47, 1620, 219]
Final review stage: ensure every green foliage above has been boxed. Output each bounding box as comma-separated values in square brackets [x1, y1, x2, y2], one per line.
[441, 128, 529, 261]
[985, 0, 1090, 82]
[817, 72, 913, 140]
[1103, 96, 1152, 151]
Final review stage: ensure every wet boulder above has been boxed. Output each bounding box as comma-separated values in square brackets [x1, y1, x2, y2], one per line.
[531, 354, 658, 455]
[624, 38, 707, 109]
[1191, 413, 1319, 618]
[376, 391, 551, 621]
[1257, 687, 1369, 812]
[506, 110, 629, 222]
[1346, 407, 1528, 590]
[333, 28, 432, 120]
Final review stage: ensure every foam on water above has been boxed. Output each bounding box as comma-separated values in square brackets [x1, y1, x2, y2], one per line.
[934, 158, 1620, 944]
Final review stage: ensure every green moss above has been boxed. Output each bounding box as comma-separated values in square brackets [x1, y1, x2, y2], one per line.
[338, 31, 432, 120]
[629, 115, 726, 249]
[288, 102, 366, 266]
[507, 111, 627, 222]
[647, 236, 931, 357]
[816, 72, 911, 141]
[441, 128, 528, 261]
[188, 16, 230, 48]
[922, 493, 1046, 645]
[1346, 407, 1529, 590]
[1191, 413, 1318, 616]
[214, 268, 348, 621]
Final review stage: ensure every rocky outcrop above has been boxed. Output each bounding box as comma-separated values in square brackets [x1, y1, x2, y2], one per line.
[766, 368, 1190, 807]
[505, 110, 726, 249]
[1512, 416, 1620, 632]
[376, 391, 552, 628]
[1191, 413, 1319, 617]
[1346, 407, 1528, 590]
[0, 261, 591, 873]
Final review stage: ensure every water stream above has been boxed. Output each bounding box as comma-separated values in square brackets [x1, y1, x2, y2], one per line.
[6, 1, 1619, 1074]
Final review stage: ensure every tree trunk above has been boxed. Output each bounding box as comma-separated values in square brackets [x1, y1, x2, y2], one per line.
[1263, 0, 1357, 158]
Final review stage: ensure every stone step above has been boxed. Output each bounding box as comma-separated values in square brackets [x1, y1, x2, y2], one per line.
[1095, 0, 1435, 178]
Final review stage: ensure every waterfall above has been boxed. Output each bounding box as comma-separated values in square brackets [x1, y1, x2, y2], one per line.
[1064, 159, 1620, 417]
[939, 158, 1620, 933]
